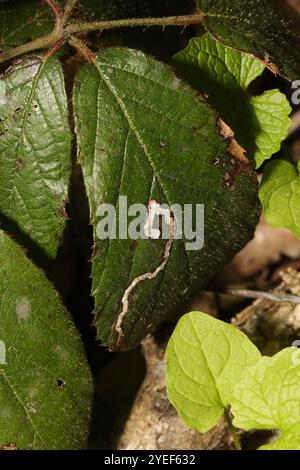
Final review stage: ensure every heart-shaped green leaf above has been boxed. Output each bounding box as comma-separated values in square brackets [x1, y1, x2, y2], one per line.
[0, 230, 92, 449]
[172, 34, 291, 168]
[197, 0, 300, 79]
[166, 312, 261, 432]
[0, 55, 71, 257]
[259, 160, 300, 239]
[231, 348, 300, 450]
[73, 48, 260, 350]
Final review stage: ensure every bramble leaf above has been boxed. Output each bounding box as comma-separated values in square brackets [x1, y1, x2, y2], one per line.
[250, 91, 291, 168]
[0, 230, 92, 449]
[197, 0, 300, 80]
[259, 160, 300, 239]
[73, 48, 260, 350]
[0, 56, 71, 257]
[231, 348, 300, 450]
[166, 312, 261, 433]
[172, 34, 291, 168]
[172, 34, 265, 92]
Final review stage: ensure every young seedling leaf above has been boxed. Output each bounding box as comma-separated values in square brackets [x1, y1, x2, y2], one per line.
[231, 348, 300, 450]
[73, 48, 260, 350]
[172, 34, 291, 168]
[166, 312, 261, 433]
[0, 230, 92, 449]
[259, 159, 300, 239]
[251, 90, 291, 168]
[0, 56, 71, 257]
[197, 0, 300, 80]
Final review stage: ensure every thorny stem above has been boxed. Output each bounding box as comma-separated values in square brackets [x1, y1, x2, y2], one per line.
[63, 0, 78, 22]
[223, 288, 300, 305]
[0, 7, 204, 65]
[67, 13, 204, 34]
[224, 408, 242, 451]
[68, 36, 96, 63]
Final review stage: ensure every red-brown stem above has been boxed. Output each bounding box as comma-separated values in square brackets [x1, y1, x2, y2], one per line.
[44, 0, 63, 19]
[68, 35, 96, 63]
[43, 37, 65, 60]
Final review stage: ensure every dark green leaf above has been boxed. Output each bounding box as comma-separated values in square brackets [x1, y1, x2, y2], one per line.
[73, 48, 260, 351]
[0, 230, 92, 449]
[0, 55, 71, 257]
[197, 0, 300, 79]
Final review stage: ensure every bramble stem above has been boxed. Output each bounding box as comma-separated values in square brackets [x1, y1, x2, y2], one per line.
[63, 0, 78, 20]
[66, 13, 204, 34]
[0, 12, 204, 65]
[224, 408, 242, 451]
[0, 32, 61, 65]
[44, 0, 63, 20]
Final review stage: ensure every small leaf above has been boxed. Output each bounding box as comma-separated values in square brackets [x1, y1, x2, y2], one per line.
[166, 312, 261, 433]
[231, 348, 300, 450]
[250, 90, 291, 168]
[259, 159, 300, 239]
[172, 34, 291, 168]
[73, 48, 260, 350]
[197, 0, 300, 80]
[0, 56, 71, 257]
[0, 230, 92, 449]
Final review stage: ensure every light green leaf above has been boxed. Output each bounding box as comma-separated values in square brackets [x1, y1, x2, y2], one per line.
[172, 34, 265, 92]
[73, 47, 260, 350]
[260, 423, 300, 450]
[231, 348, 300, 450]
[172, 34, 291, 168]
[197, 0, 300, 80]
[166, 312, 261, 433]
[251, 90, 291, 168]
[259, 159, 300, 239]
[0, 230, 92, 449]
[0, 55, 71, 257]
